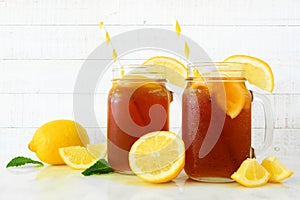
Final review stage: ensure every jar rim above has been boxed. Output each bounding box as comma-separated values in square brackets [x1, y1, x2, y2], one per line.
[187, 62, 246, 81]
[112, 78, 167, 83]
[187, 61, 246, 67]
[186, 77, 246, 83]
[112, 64, 166, 80]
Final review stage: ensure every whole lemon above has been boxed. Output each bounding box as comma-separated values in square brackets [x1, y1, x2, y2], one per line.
[28, 120, 90, 165]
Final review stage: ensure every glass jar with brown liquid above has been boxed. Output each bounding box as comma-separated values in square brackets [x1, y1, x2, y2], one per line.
[107, 65, 172, 173]
[182, 62, 273, 182]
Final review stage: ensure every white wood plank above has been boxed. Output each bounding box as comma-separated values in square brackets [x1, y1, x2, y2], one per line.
[0, 26, 299, 67]
[273, 94, 300, 129]
[0, 60, 83, 94]
[0, 93, 299, 129]
[0, 58, 299, 94]
[0, 0, 299, 25]
[0, 26, 100, 60]
[0, 26, 300, 60]
[253, 129, 300, 158]
[252, 94, 300, 130]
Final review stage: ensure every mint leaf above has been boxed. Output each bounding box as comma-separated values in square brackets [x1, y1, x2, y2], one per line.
[6, 156, 44, 168]
[82, 159, 114, 176]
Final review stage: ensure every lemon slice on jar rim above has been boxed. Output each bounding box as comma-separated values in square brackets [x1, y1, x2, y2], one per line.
[211, 55, 275, 119]
[224, 55, 274, 92]
[143, 56, 187, 88]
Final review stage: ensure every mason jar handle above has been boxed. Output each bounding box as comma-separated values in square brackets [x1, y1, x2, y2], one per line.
[251, 91, 274, 156]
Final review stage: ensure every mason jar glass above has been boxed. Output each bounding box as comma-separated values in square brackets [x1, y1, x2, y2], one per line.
[107, 65, 172, 173]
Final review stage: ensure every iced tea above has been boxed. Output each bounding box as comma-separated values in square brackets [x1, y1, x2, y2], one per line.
[107, 78, 171, 173]
[182, 75, 252, 182]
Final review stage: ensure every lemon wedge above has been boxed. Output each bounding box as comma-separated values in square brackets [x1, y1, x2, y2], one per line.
[231, 158, 270, 187]
[129, 131, 185, 183]
[261, 156, 293, 183]
[59, 146, 97, 170]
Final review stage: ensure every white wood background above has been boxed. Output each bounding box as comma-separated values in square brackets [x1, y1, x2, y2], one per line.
[0, 0, 299, 159]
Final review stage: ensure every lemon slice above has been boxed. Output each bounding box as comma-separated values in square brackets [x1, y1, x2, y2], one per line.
[224, 55, 274, 92]
[59, 146, 97, 170]
[224, 82, 251, 118]
[87, 143, 107, 159]
[143, 56, 187, 87]
[231, 158, 270, 187]
[261, 156, 293, 183]
[211, 81, 251, 119]
[129, 131, 185, 183]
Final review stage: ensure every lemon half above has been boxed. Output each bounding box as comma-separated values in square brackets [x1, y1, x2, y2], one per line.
[129, 131, 185, 183]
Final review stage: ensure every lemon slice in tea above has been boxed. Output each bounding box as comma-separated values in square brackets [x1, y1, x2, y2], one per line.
[210, 80, 251, 119]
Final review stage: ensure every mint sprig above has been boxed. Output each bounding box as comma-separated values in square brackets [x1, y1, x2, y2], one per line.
[82, 159, 114, 176]
[6, 156, 44, 168]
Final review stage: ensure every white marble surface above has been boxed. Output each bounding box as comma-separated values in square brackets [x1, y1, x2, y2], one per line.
[0, 155, 298, 200]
